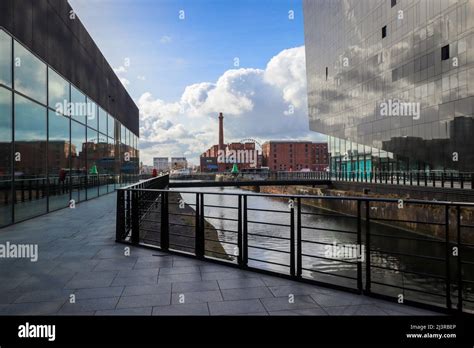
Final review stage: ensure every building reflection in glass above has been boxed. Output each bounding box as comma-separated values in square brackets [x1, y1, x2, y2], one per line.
[304, 0, 474, 173]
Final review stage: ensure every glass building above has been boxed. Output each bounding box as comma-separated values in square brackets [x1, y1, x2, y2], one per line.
[0, 2, 139, 228]
[303, 0, 474, 175]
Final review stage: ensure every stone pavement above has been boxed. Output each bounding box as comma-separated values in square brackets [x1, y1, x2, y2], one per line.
[0, 193, 438, 316]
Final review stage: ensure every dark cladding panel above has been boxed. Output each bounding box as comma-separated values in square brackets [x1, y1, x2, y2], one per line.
[32, 0, 48, 60]
[0, 0, 139, 136]
[0, 0, 13, 32]
[12, 0, 33, 48]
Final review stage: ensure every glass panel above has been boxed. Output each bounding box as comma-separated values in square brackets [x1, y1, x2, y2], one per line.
[71, 120, 86, 203]
[86, 97, 97, 130]
[107, 137, 116, 192]
[14, 94, 47, 222]
[0, 30, 12, 87]
[48, 67, 69, 114]
[13, 41, 46, 104]
[98, 107, 107, 135]
[48, 110, 71, 211]
[71, 85, 86, 124]
[86, 127, 98, 199]
[0, 87, 12, 226]
[107, 114, 114, 139]
[97, 131, 108, 195]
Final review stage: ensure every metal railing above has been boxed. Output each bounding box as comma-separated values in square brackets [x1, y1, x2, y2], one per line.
[116, 183, 474, 314]
[274, 170, 474, 189]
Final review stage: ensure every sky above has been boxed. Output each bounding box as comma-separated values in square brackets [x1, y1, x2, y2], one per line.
[69, 0, 325, 165]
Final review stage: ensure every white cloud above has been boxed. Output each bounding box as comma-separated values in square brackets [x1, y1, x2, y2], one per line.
[119, 77, 130, 87]
[114, 65, 127, 74]
[137, 46, 326, 166]
[160, 35, 172, 44]
[137, 75, 146, 81]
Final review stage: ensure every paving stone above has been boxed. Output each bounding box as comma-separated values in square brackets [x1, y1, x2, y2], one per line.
[152, 303, 210, 316]
[324, 304, 389, 315]
[58, 297, 120, 314]
[158, 273, 202, 284]
[208, 299, 267, 315]
[217, 277, 266, 290]
[73, 286, 124, 300]
[221, 287, 274, 301]
[96, 307, 152, 316]
[122, 283, 171, 297]
[171, 290, 222, 304]
[171, 280, 219, 293]
[116, 293, 171, 309]
[260, 295, 319, 312]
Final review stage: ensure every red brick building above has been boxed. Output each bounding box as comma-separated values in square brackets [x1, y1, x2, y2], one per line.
[262, 141, 329, 172]
[200, 113, 262, 172]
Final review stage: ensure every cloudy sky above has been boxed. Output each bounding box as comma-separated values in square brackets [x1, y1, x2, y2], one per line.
[69, 0, 325, 165]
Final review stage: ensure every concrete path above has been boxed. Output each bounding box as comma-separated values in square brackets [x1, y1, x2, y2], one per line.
[0, 193, 438, 316]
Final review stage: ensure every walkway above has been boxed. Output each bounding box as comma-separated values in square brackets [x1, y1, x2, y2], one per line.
[0, 193, 438, 315]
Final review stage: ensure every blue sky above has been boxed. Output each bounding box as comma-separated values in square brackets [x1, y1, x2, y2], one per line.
[69, 0, 320, 165]
[69, 0, 305, 102]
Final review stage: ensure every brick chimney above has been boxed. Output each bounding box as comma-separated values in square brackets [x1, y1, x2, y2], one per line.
[218, 112, 224, 151]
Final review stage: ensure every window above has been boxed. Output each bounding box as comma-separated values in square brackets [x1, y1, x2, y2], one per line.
[107, 114, 114, 138]
[48, 68, 69, 113]
[0, 87, 12, 226]
[14, 41, 47, 104]
[71, 120, 86, 202]
[14, 94, 47, 221]
[391, 0, 396, 7]
[98, 107, 107, 135]
[86, 98, 97, 130]
[86, 127, 99, 199]
[48, 110, 71, 211]
[382, 26, 387, 39]
[71, 85, 86, 123]
[0, 30, 12, 87]
[441, 45, 450, 60]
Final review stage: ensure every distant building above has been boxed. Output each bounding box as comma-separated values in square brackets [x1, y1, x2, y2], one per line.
[171, 157, 188, 170]
[262, 141, 329, 172]
[200, 113, 262, 172]
[153, 157, 169, 172]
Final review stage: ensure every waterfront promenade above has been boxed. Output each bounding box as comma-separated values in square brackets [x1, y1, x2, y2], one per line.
[0, 193, 437, 316]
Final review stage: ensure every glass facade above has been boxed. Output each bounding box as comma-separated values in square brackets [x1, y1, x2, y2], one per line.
[304, 0, 474, 173]
[0, 29, 139, 227]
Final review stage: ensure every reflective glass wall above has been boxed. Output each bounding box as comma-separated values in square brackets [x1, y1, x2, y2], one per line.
[304, 0, 474, 172]
[0, 29, 139, 227]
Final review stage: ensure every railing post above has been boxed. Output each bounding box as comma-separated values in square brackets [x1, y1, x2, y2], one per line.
[460, 173, 464, 189]
[357, 200, 362, 293]
[450, 172, 454, 188]
[131, 190, 139, 245]
[160, 191, 169, 251]
[296, 197, 302, 278]
[243, 195, 248, 266]
[365, 200, 371, 293]
[445, 205, 452, 310]
[115, 189, 125, 242]
[456, 205, 462, 312]
[195, 193, 205, 259]
[195, 193, 201, 257]
[290, 197, 295, 277]
[237, 194, 243, 266]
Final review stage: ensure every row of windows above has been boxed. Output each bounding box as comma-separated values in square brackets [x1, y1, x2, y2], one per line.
[0, 29, 139, 227]
[0, 29, 138, 148]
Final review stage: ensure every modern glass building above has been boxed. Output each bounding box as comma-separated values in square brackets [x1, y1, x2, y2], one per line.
[303, 0, 474, 175]
[0, 0, 139, 227]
